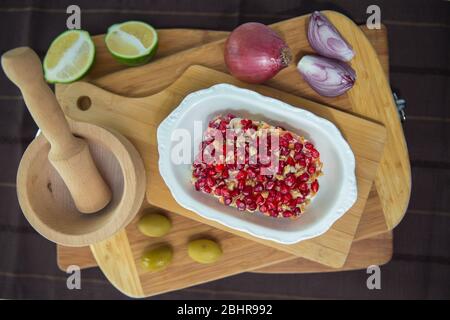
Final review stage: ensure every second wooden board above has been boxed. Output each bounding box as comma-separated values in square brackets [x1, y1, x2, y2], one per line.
[58, 66, 385, 267]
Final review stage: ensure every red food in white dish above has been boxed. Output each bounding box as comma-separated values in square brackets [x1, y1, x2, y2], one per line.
[192, 114, 323, 219]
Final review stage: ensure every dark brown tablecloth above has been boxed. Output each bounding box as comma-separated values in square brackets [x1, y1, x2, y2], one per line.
[0, 0, 449, 299]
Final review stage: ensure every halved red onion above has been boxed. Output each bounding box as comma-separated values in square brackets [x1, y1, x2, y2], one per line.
[297, 55, 356, 97]
[308, 11, 355, 62]
[224, 22, 292, 84]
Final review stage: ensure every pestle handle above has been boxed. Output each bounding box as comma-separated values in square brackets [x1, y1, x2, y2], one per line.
[2, 47, 111, 213]
[2, 47, 79, 155]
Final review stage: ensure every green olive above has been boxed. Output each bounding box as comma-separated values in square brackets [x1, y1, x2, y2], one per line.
[140, 245, 173, 272]
[138, 212, 172, 237]
[188, 239, 222, 264]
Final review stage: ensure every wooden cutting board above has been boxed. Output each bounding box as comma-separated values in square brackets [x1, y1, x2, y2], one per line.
[56, 66, 385, 297]
[57, 25, 393, 275]
[88, 11, 410, 234]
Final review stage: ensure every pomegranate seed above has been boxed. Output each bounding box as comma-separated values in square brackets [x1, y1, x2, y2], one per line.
[219, 120, 227, 130]
[282, 193, 292, 204]
[248, 202, 257, 211]
[305, 155, 312, 166]
[298, 172, 309, 182]
[275, 193, 282, 203]
[214, 187, 223, 196]
[296, 196, 305, 204]
[294, 142, 303, 152]
[308, 165, 316, 174]
[236, 170, 247, 180]
[256, 174, 265, 182]
[280, 138, 289, 148]
[242, 186, 253, 196]
[283, 132, 293, 141]
[282, 210, 294, 218]
[279, 183, 290, 195]
[215, 164, 225, 172]
[256, 195, 265, 205]
[293, 207, 301, 215]
[298, 182, 308, 192]
[206, 177, 215, 188]
[222, 189, 231, 198]
[222, 169, 229, 179]
[266, 181, 275, 190]
[297, 158, 306, 167]
[287, 156, 295, 166]
[311, 180, 319, 193]
[311, 149, 320, 158]
[259, 204, 268, 213]
[197, 178, 206, 188]
[305, 142, 314, 150]
[280, 147, 290, 156]
[236, 199, 246, 211]
[194, 181, 201, 191]
[254, 183, 264, 193]
[294, 152, 304, 161]
[285, 174, 296, 187]
[203, 185, 212, 193]
[226, 113, 236, 120]
[223, 197, 232, 206]
[268, 209, 278, 217]
[238, 179, 246, 190]
[245, 196, 255, 205]
[267, 201, 276, 210]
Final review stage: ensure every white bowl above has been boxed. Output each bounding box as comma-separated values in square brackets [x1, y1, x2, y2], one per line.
[157, 84, 357, 244]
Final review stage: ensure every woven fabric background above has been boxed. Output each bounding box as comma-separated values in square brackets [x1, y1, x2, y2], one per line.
[0, 0, 449, 299]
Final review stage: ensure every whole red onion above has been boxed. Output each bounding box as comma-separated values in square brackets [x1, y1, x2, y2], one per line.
[224, 22, 292, 84]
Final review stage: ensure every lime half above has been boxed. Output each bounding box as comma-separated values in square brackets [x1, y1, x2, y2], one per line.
[105, 21, 158, 66]
[43, 30, 95, 83]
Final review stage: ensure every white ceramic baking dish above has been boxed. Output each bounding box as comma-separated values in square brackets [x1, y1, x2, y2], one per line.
[157, 84, 357, 244]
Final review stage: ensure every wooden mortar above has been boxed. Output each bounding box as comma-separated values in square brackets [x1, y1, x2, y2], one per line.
[2, 47, 146, 246]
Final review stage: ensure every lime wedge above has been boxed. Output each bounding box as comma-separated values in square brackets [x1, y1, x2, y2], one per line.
[105, 21, 158, 66]
[43, 30, 95, 83]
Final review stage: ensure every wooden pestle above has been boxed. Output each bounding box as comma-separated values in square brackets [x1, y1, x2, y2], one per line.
[2, 47, 111, 213]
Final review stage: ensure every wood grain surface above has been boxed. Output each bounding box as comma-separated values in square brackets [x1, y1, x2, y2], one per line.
[57, 23, 394, 276]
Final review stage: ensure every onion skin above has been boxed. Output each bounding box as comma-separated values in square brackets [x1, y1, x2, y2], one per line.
[297, 55, 356, 97]
[224, 22, 292, 84]
[308, 11, 355, 62]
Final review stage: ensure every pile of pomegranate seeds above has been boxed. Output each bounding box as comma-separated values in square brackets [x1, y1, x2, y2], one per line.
[192, 114, 323, 219]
